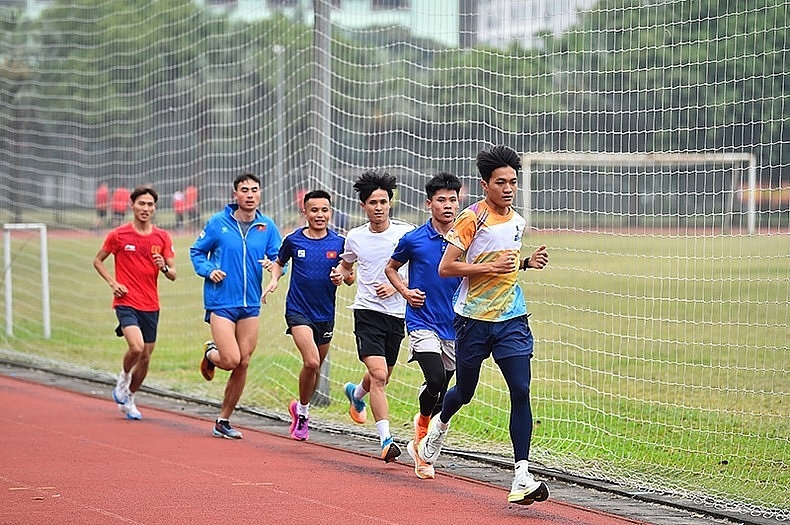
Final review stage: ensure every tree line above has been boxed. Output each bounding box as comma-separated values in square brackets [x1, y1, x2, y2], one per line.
[0, 0, 786, 216]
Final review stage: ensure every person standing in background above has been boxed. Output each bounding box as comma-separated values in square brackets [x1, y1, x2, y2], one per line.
[185, 184, 199, 231]
[173, 190, 186, 230]
[93, 185, 176, 420]
[111, 186, 131, 227]
[95, 182, 109, 229]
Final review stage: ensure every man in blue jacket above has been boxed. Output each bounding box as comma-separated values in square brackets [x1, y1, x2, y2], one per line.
[190, 173, 282, 439]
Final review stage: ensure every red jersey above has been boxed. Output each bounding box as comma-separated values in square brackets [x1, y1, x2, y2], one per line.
[101, 223, 175, 311]
[111, 187, 131, 214]
[95, 184, 109, 210]
[184, 185, 197, 211]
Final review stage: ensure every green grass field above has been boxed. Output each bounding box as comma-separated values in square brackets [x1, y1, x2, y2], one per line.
[1, 228, 788, 515]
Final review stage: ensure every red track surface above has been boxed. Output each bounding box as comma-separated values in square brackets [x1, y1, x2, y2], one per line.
[1, 375, 644, 525]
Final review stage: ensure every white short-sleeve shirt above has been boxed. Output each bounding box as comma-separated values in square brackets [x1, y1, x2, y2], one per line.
[341, 219, 414, 317]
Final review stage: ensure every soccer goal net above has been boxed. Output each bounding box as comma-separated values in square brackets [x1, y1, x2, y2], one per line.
[1, 1, 787, 520]
[521, 152, 758, 234]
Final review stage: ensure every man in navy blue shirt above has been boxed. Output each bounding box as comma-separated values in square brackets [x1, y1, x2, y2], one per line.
[263, 190, 353, 441]
[384, 172, 462, 479]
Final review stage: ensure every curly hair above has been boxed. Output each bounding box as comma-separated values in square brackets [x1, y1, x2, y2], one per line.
[475, 145, 521, 182]
[353, 170, 397, 203]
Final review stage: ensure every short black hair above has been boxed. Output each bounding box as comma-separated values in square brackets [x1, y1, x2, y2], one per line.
[130, 185, 158, 203]
[353, 170, 397, 203]
[234, 172, 261, 190]
[475, 145, 521, 182]
[303, 189, 332, 206]
[425, 172, 462, 200]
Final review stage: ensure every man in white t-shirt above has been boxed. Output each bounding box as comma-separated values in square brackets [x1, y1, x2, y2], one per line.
[332, 170, 414, 463]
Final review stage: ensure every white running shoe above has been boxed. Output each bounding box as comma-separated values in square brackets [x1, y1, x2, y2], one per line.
[112, 370, 130, 405]
[407, 440, 435, 479]
[418, 416, 448, 464]
[508, 463, 549, 505]
[120, 393, 142, 420]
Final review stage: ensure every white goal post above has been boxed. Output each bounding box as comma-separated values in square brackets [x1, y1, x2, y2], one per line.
[3, 223, 51, 339]
[520, 152, 758, 234]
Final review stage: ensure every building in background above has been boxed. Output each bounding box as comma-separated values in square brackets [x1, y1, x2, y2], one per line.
[477, 0, 597, 49]
[197, 0, 594, 49]
[13, 0, 594, 50]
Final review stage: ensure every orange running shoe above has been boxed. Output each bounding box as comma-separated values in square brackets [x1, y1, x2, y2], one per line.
[343, 382, 367, 424]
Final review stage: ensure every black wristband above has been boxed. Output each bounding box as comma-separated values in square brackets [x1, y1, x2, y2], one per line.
[521, 258, 529, 271]
[161, 265, 170, 274]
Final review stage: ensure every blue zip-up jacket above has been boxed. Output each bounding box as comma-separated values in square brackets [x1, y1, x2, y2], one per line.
[190, 203, 282, 310]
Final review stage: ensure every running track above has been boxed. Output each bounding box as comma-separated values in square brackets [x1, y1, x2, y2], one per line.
[1, 374, 645, 525]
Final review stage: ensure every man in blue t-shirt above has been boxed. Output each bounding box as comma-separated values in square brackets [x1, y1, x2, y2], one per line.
[263, 190, 354, 441]
[384, 172, 462, 479]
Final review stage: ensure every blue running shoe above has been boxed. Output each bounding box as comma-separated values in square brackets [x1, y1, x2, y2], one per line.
[112, 370, 130, 405]
[343, 382, 366, 424]
[119, 393, 141, 420]
[213, 418, 242, 439]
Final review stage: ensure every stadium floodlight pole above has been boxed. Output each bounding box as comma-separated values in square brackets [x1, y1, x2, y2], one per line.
[314, 0, 333, 192]
[308, 0, 333, 407]
[3, 223, 51, 339]
[274, 44, 286, 221]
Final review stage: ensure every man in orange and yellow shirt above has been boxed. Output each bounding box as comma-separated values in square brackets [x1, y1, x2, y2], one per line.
[416, 145, 550, 506]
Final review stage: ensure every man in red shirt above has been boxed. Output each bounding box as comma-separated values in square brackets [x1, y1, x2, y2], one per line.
[111, 186, 131, 226]
[184, 185, 199, 230]
[93, 186, 177, 420]
[95, 182, 109, 228]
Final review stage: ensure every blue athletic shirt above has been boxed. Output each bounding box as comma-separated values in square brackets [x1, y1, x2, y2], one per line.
[390, 220, 461, 340]
[277, 227, 346, 323]
[190, 204, 282, 310]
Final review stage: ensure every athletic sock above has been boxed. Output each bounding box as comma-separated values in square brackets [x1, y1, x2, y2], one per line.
[375, 420, 391, 444]
[353, 383, 368, 400]
[297, 401, 309, 417]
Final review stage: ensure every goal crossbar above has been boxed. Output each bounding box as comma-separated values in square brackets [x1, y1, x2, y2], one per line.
[521, 152, 758, 234]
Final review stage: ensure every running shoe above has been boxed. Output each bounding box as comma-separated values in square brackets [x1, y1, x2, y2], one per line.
[200, 340, 216, 381]
[289, 400, 309, 441]
[213, 419, 242, 439]
[508, 468, 549, 505]
[406, 440, 435, 479]
[112, 370, 130, 405]
[380, 436, 401, 463]
[343, 382, 366, 424]
[119, 393, 142, 420]
[418, 416, 448, 464]
[413, 412, 429, 445]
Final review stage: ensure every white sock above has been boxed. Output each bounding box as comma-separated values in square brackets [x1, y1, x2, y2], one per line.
[436, 418, 450, 432]
[297, 401, 309, 417]
[515, 459, 529, 472]
[354, 383, 368, 400]
[375, 420, 391, 444]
